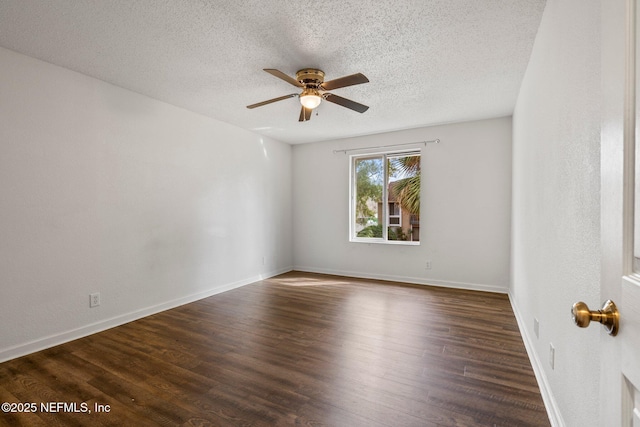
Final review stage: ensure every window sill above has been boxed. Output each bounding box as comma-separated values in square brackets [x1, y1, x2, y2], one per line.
[349, 238, 420, 246]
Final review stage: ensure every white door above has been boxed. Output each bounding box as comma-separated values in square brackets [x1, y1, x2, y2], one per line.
[600, 1, 640, 425]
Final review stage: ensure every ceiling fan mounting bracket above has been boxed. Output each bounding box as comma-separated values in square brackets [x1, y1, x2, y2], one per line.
[296, 69, 325, 87]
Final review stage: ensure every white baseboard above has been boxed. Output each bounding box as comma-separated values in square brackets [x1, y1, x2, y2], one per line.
[508, 292, 565, 427]
[293, 265, 508, 294]
[0, 266, 293, 363]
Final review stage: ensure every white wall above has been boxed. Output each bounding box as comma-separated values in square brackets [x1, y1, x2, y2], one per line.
[511, 0, 601, 425]
[0, 47, 293, 362]
[292, 117, 512, 292]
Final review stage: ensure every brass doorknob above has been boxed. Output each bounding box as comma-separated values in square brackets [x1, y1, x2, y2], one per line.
[571, 300, 619, 336]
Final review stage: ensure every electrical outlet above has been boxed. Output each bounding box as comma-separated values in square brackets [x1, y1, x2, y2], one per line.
[90, 292, 101, 308]
[425, 260, 432, 270]
[549, 343, 555, 370]
[534, 317, 540, 339]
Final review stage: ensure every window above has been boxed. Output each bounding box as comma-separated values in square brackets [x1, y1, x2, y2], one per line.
[388, 202, 401, 226]
[350, 150, 421, 243]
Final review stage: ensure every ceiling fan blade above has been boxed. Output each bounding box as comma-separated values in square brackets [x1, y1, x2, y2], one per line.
[323, 93, 369, 113]
[246, 93, 298, 109]
[320, 73, 369, 91]
[264, 69, 303, 88]
[298, 106, 312, 122]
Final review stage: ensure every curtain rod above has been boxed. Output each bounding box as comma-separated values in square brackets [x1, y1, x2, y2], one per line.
[332, 139, 440, 154]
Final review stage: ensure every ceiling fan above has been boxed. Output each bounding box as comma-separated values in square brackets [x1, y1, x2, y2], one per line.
[246, 68, 369, 122]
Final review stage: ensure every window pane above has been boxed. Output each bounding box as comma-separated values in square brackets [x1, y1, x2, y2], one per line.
[388, 154, 420, 241]
[354, 157, 383, 238]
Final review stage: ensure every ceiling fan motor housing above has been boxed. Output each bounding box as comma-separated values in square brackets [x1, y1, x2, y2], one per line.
[296, 69, 325, 87]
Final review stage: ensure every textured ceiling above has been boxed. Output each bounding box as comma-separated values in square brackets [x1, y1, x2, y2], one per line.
[0, 0, 546, 144]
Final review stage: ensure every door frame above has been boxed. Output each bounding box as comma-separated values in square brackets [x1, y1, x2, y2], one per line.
[600, 0, 637, 424]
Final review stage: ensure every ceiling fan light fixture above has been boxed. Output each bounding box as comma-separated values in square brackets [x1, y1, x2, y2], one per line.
[299, 88, 322, 109]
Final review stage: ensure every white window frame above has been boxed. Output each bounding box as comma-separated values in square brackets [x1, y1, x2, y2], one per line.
[349, 149, 420, 245]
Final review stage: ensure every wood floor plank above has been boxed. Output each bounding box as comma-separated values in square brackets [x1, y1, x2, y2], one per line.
[0, 271, 550, 426]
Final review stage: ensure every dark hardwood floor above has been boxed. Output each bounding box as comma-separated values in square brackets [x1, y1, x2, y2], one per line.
[0, 271, 550, 426]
